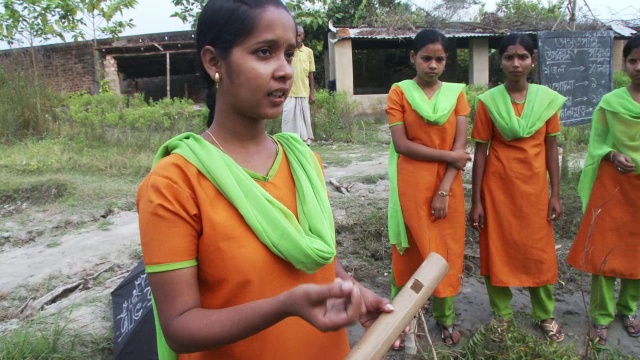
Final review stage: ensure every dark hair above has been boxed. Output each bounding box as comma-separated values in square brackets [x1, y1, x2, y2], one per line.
[498, 33, 535, 56]
[412, 29, 448, 54]
[196, 0, 291, 126]
[623, 34, 640, 59]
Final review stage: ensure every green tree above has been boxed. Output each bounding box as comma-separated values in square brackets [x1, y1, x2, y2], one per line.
[169, 0, 205, 28]
[76, 0, 138, 92]
[494, 0, 565, 28]
[0, 0, 84, 131]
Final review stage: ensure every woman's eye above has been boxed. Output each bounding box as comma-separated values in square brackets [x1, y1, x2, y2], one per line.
[257, 48, 272, 56]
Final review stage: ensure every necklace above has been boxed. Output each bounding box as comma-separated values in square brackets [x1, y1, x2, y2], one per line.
[205, 129, 226, 153]
[205, 129, 279, 155]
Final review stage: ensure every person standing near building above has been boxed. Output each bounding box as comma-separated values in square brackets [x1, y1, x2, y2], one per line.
[282, 25, 315, 145]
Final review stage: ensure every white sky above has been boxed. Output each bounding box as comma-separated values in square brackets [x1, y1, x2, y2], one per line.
[0, 0, 634, 50]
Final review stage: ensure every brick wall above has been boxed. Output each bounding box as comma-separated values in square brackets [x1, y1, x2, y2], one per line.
[0, 41, 96, 94]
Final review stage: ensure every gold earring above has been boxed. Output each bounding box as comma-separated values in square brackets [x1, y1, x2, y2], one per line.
[214, 73, 220, 89]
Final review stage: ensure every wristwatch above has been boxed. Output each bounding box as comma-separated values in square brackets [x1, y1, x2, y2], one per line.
[437, 191, 450, 197]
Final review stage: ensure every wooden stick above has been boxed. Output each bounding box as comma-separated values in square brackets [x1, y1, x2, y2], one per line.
[346, 252, 449, 360]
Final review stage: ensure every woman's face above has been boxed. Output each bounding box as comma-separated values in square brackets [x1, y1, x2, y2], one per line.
[625, 47, 640, 85]
[411, 43, 447, 83]
[217, 7, 296, 121]
[501, 44, 533, 81]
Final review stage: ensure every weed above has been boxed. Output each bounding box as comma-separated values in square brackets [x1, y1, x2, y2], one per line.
[311, 90, 359, 142]
[129, 246, 143, 261]
[46, 240, 62, 248]
[97, 219, 113, 231]
[0, 313, 112, 359]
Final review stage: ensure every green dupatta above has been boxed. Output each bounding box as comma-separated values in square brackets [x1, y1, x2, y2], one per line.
[578, 87, 640, 212]
[477, 84, 566, 141]
[153, 132, 336, 273]
[388, 81, 466, 254]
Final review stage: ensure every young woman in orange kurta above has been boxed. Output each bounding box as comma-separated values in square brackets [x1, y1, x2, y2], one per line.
[137, 2, 392, 359]
[567, 35, 640, 345]
[470, 33, 565, 342]
[387, 29, 471, 347]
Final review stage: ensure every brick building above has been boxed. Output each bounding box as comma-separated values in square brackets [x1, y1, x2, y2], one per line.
[0, 30, 199, 100]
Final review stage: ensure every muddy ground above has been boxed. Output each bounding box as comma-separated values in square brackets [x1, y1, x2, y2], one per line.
[0, 142, 639, 359]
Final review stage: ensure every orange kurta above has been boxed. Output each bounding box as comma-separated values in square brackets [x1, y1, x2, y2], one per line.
[472, 100, 561, 287]
[387, 86, 470, 298]
[567, 160, 640, 279]
[137, 149, 349, 360]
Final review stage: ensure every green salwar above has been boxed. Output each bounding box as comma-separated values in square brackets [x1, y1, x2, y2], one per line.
[432, 296, 456, 325]
[484, 276, 555, 321]
[590, 275, 640, 325]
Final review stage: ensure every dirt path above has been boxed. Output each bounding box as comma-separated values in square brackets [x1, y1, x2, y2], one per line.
[1, 149, 639, 358]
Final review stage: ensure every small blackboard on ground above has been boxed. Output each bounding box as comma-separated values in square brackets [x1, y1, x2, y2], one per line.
[538, 30, 614, 126]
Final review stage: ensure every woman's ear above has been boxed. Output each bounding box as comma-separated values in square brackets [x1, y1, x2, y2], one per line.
[410, 50, 416, 65]
[201, 46, 222, 81]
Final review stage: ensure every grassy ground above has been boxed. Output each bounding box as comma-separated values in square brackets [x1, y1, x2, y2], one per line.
[1, 134, 637, 359]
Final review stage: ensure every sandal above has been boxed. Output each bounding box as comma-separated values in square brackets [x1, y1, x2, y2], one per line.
[620, 314, 640, 337]
[539, 318, 565, 343]
[439, 323, 461, 346]
[589, 324, 608, 346]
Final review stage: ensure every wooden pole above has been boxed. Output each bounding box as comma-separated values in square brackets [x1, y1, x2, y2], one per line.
[346, 252, 449, 360]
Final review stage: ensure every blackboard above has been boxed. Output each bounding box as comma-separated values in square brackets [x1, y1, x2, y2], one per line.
[538, 30, 614, 126]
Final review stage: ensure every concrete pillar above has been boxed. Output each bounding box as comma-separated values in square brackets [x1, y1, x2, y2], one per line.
[613, 39, 625, 72]
[327, 32, 337, 85]
[334, 39, 354, 95]
[469, 38, 489, 86]
[103, 55, 121, 95]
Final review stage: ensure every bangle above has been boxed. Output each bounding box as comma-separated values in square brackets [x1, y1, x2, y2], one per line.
[607, 152, 615, 162]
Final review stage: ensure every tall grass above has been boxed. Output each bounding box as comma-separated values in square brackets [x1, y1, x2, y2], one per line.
[0, 314, 112, 359]
[54, 92, 208, 150]
[0, 59, 60, 140]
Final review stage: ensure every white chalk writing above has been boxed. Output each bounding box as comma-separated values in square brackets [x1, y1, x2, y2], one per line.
[115, 273, 153, 343]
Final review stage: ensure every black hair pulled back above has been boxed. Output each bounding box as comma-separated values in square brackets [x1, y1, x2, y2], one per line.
[623, 34, 640, 59]
[196, 0, 291, 126]
[498, 33, 536, 56]
[412, 29, 448, 55]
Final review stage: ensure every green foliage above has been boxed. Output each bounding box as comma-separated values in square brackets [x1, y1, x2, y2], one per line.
[0, 314, 112, 359]
[464, 84, 488, 137]
[0, 63, 61, 139]
[55, 92, 207, 149]
[98, 79, 111, 94]
[494, 0, 565, 28]
[422, 317, 581, 359]
[77, 0, 138, 41]
[0, 0, 84, 47]
[614, 70, 631, 89]
[464, 84, 488, 117]
[169, 0, 206, 28]
[311, 89, 358, 142]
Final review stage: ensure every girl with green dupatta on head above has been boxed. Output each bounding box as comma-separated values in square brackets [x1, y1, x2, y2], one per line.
[136, 1, 393, 359]
[469, 33, 567, 343]
[387, 29, 471, 348]
[567, 34, 640, 346]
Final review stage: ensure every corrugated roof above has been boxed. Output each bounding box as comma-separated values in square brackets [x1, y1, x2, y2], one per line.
[329, 20, 631, 42]
[329, 25, 530, 42]
[610, 22, 637, 37]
